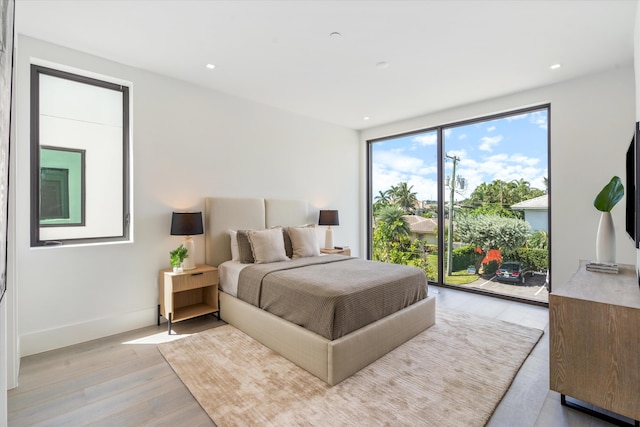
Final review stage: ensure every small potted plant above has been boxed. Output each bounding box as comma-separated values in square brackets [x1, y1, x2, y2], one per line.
[170, 244, 188, 273]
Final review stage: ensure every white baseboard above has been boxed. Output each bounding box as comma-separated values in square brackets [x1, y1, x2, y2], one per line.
[19, 307, 157, 357]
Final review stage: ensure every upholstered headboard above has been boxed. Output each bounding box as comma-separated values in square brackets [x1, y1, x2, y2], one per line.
[204, 197, 312, 267]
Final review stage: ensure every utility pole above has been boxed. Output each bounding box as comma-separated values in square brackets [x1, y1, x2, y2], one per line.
[445, 154, 459, 277]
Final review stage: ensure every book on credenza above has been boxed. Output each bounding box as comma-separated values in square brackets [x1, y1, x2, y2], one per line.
[334, 246, 349, 250]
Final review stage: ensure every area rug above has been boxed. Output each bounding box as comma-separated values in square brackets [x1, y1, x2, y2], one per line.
[158, 307, 543, 427]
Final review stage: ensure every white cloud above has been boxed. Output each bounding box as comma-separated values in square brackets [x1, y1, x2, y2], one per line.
[506, 113, 529, 122]
[412, 134, 437, 146]
[418, 165, 438, 175]
[510, 154, 540, 167]
[487, 126, 496, 132]
[530, 111, 548, 130]
[449, 152, 546, 197]
[479, 135, 503, 152]
[372, 150, 438, 200]
[484, 153, 509, 163]
[371, 162, 408, 197]
[374, 150, 424, 173]
[407, 175, 439, 202]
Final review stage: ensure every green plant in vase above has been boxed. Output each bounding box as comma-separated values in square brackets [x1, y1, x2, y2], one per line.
[594, 176, 624, 213]
[594, 176, 623, 263]
[170, 244, 188, 273]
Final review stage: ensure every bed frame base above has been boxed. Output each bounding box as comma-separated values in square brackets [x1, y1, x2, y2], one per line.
[219, 291, 436, 385]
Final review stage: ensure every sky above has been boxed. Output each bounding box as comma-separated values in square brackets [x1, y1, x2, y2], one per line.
[371, 108, 549, 204]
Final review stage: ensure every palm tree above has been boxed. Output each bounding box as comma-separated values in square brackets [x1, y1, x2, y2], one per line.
[376, 205, 410, 239]
[390, 182, 418, 213]
[373, 190, 392, 214]
[510, 178, 532, 203]
[375, 190, 391, 204]
[468, 182, 489, 206]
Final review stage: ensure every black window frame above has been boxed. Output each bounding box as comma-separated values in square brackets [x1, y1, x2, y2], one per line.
[367, 104, 551, 303]
[30, 64, 130, 246]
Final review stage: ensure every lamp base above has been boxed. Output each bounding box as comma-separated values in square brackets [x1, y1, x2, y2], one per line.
[183, 236, 197, 270]
[324, 226, 334, 250]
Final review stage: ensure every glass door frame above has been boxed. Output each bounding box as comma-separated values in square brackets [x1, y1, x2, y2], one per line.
[366, 104, 551, 306]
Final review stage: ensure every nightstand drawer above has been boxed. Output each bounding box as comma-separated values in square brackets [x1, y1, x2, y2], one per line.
[171, 270, 218, 292]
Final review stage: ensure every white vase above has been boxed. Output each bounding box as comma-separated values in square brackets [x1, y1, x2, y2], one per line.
[596, 212, 616, 263]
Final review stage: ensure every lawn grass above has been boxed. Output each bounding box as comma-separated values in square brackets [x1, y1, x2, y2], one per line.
[445, 270, 479, 285]
[417, 254, 479, 285]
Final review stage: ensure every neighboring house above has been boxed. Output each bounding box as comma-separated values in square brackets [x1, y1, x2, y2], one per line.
[403, 215, 452, 247]
[403, 215, 438, 245]
[511, 195, 548, 233]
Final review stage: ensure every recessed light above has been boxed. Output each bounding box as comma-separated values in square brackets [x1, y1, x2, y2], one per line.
[550, 63, 561, 70]
[206, 64, 216, 70]
[330, 31, 342, 38]
[376, 61, 390, 69]
[363, 116, 370, 121]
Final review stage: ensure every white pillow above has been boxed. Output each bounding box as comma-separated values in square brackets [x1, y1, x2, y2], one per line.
[228, 229, 239, 261]
[247, 228, 290, 264]
[288, 226, 320, 259]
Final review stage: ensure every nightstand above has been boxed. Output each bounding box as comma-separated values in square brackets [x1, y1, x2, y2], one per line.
[320, 247, 351, 256]
[158, 264, 219, 334]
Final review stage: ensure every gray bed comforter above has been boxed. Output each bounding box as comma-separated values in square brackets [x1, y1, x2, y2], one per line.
[237, 255, 427, 340]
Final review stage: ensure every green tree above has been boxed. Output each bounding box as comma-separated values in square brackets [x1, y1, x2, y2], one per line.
[527, 230, 548, 250]
[372, 221, 412, 264]
[468, 203, 522, 219]
[372, 210, 435, 279]
[390, 182, 418, 213]
[467, 182, 490, 206]
[421, 208, 435, 218]
[455, 213, 531, 254]
[373, 190, 392, 214]
[375, 205, 410, 238]
[466, 179, 544, 208]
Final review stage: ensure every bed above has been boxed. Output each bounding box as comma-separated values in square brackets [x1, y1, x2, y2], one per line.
[204, 197, 436, 385]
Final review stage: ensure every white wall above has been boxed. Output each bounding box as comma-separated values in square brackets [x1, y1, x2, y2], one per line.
[361, 66, 636, 289]
[12, 36, 359, 357]
[10, 33, 637, 357]
[524, 210, 548, 233]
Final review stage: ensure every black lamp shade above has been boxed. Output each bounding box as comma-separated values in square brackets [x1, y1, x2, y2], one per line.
[318, 210, 339, 226]
[170, 212, 204, 236]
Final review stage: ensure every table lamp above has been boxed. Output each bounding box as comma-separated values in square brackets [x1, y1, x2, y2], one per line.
[318, 210, 339, 249]
[170, 212, 204, 270]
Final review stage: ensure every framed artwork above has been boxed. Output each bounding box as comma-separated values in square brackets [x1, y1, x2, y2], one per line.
[0, 0, 15, 303]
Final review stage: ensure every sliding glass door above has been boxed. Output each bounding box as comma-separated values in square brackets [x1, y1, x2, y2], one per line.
[368, 106, 550, 304]
[369, 129, 440, 283]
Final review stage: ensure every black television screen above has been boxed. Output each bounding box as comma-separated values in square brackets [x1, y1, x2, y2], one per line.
[625, 122, 640, 248]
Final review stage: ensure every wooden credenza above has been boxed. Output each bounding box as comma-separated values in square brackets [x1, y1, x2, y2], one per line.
[549, 260, 640, 423]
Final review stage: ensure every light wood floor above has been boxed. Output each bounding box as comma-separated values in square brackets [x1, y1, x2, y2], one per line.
[8, 286, 621, 426]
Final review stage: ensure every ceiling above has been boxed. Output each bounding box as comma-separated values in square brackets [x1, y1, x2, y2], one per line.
[14, 0, 637, 130]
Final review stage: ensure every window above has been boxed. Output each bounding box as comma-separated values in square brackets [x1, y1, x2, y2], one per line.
[39, 146, 85, 225]
[30, 65, 130, 246]
[368, 106, 550, 304]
